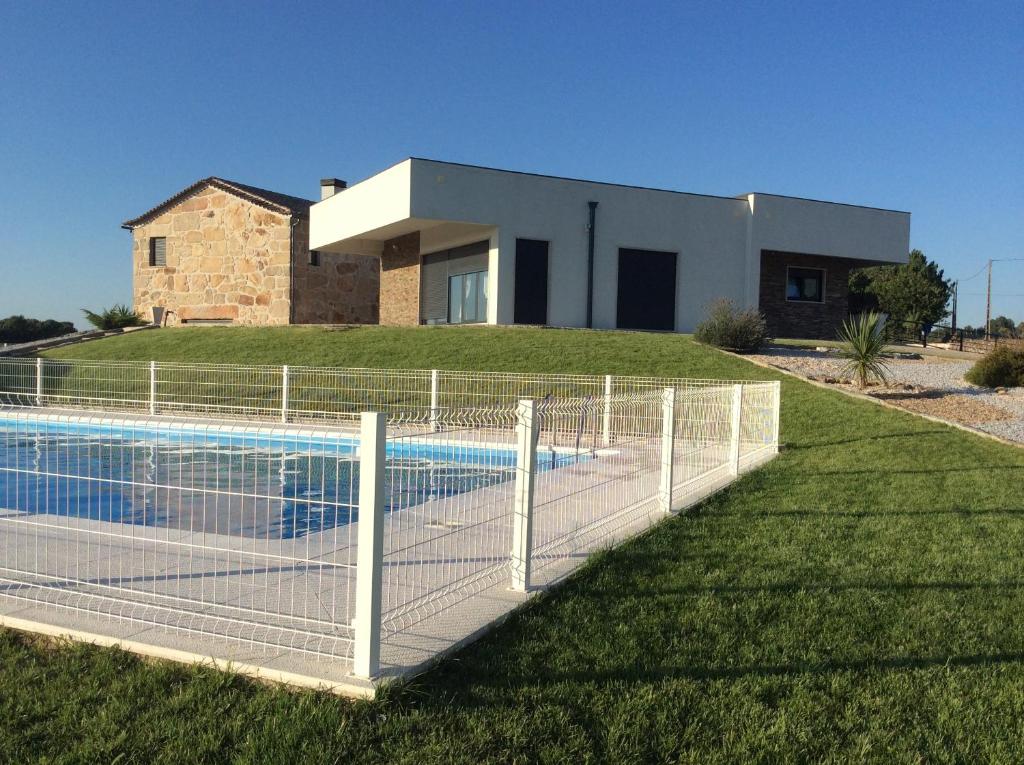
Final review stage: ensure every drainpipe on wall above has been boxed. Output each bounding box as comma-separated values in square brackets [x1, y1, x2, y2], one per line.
[586, 201, 598, 329]
[288, 216, 299, 324]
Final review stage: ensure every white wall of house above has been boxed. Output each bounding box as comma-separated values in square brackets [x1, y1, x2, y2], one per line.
[745, 193, 912, 309]
[313, 160, 412, 247]
[408, 160, 755, 330]
[310, 158, 911, 332]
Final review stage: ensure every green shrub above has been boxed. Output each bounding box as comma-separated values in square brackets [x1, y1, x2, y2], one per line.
[965, 346, 1024, 388]
[82, 304, 146, 330]
[694, 299, 769, 353]
[838, 312, 890, 388]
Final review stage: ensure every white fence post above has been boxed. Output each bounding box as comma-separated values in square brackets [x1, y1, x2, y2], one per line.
[511, 399, 537, 592]
[149, 361, 157, 415]
[602, 374, 613, 446]
[35, 357, 43, 406]
[430, 369, 440, 432]
[659, 387, 676, 513]
[771, 380, 781, 454]
[729, 384, 743, 476]
[353, 411, 386, 679]
[281, 365, 289, 424]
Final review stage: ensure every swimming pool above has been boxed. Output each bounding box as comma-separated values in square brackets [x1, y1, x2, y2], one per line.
[0, 413, 551, 540]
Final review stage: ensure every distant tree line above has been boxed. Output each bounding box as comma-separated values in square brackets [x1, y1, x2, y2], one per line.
[0, 315, 76, 344]
[960, 316, 1024, 339]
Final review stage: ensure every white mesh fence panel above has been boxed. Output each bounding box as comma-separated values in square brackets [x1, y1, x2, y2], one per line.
[0, 408, 358, 659]
[0, 358, 780, 679]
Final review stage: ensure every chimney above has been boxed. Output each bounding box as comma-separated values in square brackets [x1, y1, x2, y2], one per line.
[320, 178, 347, 200]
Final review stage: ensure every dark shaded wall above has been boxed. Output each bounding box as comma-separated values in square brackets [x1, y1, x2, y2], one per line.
[759, 250, 884, 339]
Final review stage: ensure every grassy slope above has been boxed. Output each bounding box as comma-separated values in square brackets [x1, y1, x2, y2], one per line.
[1, 326, 1017, 763]
[43, 325, 755, 378]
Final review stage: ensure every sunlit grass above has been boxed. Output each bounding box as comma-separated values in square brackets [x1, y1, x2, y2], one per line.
[2, 325, 1019, 762]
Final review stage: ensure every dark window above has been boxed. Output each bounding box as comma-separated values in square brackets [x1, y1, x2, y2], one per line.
[616, 248, 677, 331]
[309, 250, 321, 266]
[448, 270, 487, 324]
[149, 237, 166, 267]
[786, 267, 825, 303]
[514, 239, 549, 325]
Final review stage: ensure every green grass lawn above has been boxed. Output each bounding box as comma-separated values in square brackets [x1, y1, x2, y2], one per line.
[4, 326, 1021, 762]
[43, 325, 756, 378]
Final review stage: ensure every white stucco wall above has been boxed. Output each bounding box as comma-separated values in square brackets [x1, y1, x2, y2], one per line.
[744, 193, 911, 309]
[310, 158, 912, 332]
[409, 160, 754, 330]
[311, 160, 412, 249]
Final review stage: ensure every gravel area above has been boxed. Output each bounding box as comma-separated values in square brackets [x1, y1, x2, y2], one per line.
[749, 346, 1024, 445]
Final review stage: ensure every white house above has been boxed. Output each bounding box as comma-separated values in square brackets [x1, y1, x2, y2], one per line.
[309, 158, 911, 338]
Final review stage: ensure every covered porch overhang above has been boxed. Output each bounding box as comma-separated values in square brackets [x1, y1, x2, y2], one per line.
[311, 201, 500, 327]
[314, 218, 496, 259]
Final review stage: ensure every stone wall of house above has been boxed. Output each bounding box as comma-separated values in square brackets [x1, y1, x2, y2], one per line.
[290, 218, 380, 324]
[758, 250, 881, 340]
[379, 232, 421, 326]
[132, 186, 292, 325]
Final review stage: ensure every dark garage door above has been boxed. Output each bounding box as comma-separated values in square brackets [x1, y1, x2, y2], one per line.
[616, 248, 677, 331]
[513, 238, 549, 325]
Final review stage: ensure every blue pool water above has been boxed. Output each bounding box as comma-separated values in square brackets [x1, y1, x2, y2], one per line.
[0, 415, 568, 540]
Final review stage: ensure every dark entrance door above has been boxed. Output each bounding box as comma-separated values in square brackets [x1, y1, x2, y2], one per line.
[616, 248, 677, 331]
[513, 238, 549, 325]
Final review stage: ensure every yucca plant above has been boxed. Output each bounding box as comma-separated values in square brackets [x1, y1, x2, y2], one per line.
[81, 304, 146, 330]
[838, 311, 890, 388]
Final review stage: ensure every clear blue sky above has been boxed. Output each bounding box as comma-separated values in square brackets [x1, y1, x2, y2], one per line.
[1, 1, 1021, 328]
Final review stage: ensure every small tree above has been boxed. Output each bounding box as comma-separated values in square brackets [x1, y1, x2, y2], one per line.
[838, 312, 890, 388]
[850, 250, 952, 328]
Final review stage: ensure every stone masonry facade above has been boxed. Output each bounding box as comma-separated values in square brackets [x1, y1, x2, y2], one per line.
[290, 217, 379, 324]
[759, 250, 882, 340]
[130, 183, 378, 326]
[379, 232, 421, 326]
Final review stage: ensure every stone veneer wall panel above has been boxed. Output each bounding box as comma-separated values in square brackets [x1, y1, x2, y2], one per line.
[379, 232, 421, 326]
[290, 217, 380, 324]
[758, 250, 885, 340]
[132, 186, 292, 325]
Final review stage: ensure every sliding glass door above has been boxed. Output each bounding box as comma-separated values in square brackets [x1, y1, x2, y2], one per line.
[448, 270, 488, 324]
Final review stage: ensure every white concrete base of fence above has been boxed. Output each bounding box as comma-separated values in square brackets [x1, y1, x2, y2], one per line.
[0, 610, 377, 698]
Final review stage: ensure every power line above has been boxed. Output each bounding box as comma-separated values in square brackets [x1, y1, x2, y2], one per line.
[960, 292, 1024, 297]
[956, 263, 989, 283]
[956, 258, 1024, 284]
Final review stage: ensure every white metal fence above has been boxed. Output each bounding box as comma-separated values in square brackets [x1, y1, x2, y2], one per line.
[0, 359, 780, 682]
[0, 357, 764, 425]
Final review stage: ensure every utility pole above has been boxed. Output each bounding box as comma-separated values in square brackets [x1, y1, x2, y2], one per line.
[950, 281, 958, 334]
[985, 259, 992, 338]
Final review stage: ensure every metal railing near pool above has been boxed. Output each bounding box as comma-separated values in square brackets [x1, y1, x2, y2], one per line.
[0, 360, 780, 686]
[0, 357, 767, 426]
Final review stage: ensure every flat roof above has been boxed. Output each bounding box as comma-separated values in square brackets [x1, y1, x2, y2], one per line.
[736, 191, 910, 216]
[408, 157, 746, 204]
[325, 156, 910, 216]
[409, 157, 910, 215]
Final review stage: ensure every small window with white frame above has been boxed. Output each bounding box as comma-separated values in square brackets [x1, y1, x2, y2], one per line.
[786, 266, 825, 303]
